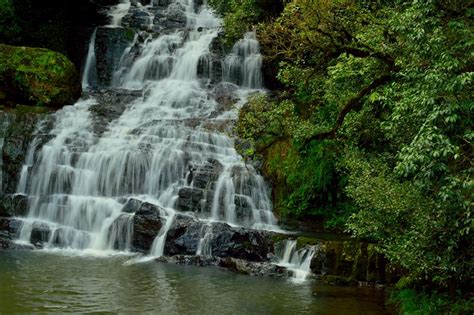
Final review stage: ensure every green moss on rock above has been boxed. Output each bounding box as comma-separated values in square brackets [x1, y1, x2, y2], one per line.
[0, 44, 81, 108]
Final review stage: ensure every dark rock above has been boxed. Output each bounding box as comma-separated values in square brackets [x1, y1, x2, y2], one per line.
[164, 215, 200, 255]
[0, 217, 22, 239]
[279, 235, 403, 285]
[156, 255, 288, 277]
[156, 254, 221, 267]
[0, 238, 34, 250]
[122, 9, 151, 30]
[176, 187, 204, 212]
[122, 198, 144, 213]
[164, 218, 275, 262]
[86, 89, 142, 136]
[0, 194, 29, 217]
[153, 3, 187, 30]
[0, 109, 46, 194]
[132, 201, 165, 252]
[190, 158, 223, 189]
[95, 26, 135, 86]
[30, 222, 51, 246]
[197, 53, 222, 83]
[209, 223, 274, 262]
[218, 257, 288, 277]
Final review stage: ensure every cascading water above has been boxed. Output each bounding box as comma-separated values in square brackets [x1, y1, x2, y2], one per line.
[14, 0, 277, 255]
[82, 29, 98, 89]
[276, 240, 318, 282]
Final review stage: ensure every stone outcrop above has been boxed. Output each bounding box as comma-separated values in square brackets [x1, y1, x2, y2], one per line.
[130, 200, 165, 251]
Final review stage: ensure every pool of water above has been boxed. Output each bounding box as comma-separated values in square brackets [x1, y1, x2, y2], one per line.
[0, 250, 392, 314]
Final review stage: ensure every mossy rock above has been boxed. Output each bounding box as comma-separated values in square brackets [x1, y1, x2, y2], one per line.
[0, 44, 81, 108]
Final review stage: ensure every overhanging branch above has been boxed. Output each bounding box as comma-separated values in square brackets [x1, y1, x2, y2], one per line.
[304, 73, 393, 145]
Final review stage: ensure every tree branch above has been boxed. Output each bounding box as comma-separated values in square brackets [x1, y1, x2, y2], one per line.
[304, 73, 393, 145]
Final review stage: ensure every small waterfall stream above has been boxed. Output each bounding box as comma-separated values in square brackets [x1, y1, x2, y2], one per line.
[276, 240, 318, 282]
[14, 0, 277, 256]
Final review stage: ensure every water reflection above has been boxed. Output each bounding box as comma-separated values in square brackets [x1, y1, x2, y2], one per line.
[0, 251, 391, 314]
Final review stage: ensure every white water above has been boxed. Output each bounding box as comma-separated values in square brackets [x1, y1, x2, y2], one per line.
[15, 0, 277, 256]
[108, 0, 131, 27]
[276, 240, 318, 282]
[82, 29, 98, 89]
[196, 223, 212, 256]
[224, 32, 263, 88]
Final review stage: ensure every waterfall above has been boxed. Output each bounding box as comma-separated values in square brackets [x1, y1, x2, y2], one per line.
[82, 29, 98, 89]
[276, 240, 318, 282]
[223, 32, 263, 89]
[14, 0, 277, 256]
[108, 0, 131, 27]
[196, 223, 213, 256]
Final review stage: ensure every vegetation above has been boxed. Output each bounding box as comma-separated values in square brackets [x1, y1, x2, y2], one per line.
[0, 44, 80, 107]
[212, 0, 473, 312]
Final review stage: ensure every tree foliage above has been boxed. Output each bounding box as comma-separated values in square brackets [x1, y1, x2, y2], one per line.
[216, 0, 473, 310]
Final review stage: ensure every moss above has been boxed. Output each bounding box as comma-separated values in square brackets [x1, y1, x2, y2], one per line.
[124, 28, 136, 42]
[296, 236, 321, 249]
[271, 233, 289, 244]
[0, 44, 80, 108]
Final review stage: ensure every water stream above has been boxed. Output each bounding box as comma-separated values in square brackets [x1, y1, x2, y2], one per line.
[15, 0, 277, 254]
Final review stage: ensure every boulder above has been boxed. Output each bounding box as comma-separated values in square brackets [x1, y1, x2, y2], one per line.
[0, 44, 81, 108]
[209, 223, 274, 262]
[30, 222, 51, 246]
[164, 218, 275, 262]
[131, 200, 166, 252]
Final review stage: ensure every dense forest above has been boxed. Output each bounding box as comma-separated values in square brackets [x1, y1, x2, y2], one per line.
[210, 0, 473, 313]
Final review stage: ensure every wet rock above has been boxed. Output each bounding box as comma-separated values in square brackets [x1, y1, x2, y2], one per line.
[153, 3, 187, 30]
[0, 109, 47, 194]
[86, 89, 142, 136]
[234, 195, 253, 224]
[176, 187, 204, 212]
[191, 158, 223, 189]
[156, 255, 288, 277]
[132, 201, 165, 252]
[218, 257, 288, 277]
[156, 254, 221, 267]
[197, 53, 222, 83]
[0, 217, 21, 240]
[0, 194, 29, 217]
[276, 235, 403, 285]
[0, 239, 34, 250]
[210, 223, 274, 262]
[164, 218, 275, 262]
[122, 9, 151, 30]
[164, 215, 200, 255]
[95, 26, 135, 86]
[122, 198, 144, 213]
[30, 222, 51, 246]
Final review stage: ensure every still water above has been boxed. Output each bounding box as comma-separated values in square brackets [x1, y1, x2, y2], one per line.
[0, 251, 391, 314]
